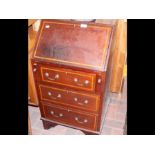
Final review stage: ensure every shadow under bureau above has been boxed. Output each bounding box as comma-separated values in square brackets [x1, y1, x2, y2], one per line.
[31, 19, 114, 134]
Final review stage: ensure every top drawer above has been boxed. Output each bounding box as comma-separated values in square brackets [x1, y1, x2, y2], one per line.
[34, 64, 96, 92]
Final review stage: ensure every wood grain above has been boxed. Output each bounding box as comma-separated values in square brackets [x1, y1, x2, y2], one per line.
[28, 19, 37, 27]
[28, 25, 38, 105]
[109, 19, 127, 93]
[38, 84, 99, 113]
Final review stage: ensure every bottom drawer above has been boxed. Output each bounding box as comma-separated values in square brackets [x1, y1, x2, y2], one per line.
[43, 103, 69, 124]
[42, 103, 98, 131]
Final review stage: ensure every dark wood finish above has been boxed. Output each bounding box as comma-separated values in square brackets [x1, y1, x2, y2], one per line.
[82, 130, 99, 135]
[39, 65, 96, 92]
[42, 120, 57, 129]
[31, 19, 114, 134]
[38, 84, 99, 112]
[41, 117, 101, 135]
[43, 103, 70, 125]
[43, 103, 97, 131]
[32, 60, 105, 94]
[33, 20, 113, 71]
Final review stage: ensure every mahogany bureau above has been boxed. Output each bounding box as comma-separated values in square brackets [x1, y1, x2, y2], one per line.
[31, 19, 114, 134]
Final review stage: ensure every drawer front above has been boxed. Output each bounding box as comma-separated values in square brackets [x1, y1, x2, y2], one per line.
[43, 103, 69, 124]
[40, 66, 96, 92]
[68, 109, 97, 130]
[39, 84, 99, 112]
[42, 103, 97, 131]
[67, 90, 99, 112]
[39, 84, 66, 103]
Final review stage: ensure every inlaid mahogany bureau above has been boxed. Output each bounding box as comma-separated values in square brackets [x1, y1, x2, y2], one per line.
[31, 19, 114, 134]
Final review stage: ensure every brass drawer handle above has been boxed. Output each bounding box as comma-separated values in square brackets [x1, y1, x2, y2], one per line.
[45, 24, 50, 28]
[84, 100, 88, 104]
[33, 68, 37, 72]
[74, 78, 78, 82]
[47, 77, 56, 81]
[48, 92, 61, 100]
[50, 111, 63, 118]
[73, 78, 90, 86]
[57, 94, 62, 98]
[98, 78, 102, 84]
[33, 63, 37, 66]
[76, 83, 84, 86]
[50, 97, 57, 100]
[74, 98, 88, 105]
[75, 117, 88, 124]
[45, 72, 49, 77]
[77, 102, 85, 105]
[84, 80, 89, 85]
[45, 72, 59, 81]
[74, 97, 78, 102]
[48, 92, 52, 96]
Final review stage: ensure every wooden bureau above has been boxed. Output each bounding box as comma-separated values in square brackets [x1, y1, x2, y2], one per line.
[31, 19, 114, 134]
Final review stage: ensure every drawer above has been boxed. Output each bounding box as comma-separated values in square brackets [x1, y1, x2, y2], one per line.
[39, 84, 66, 103]
[39, 84, 99, 112]
[68, 109, 97, 131]
[43, 103, 69, 124]
[42, 103, 97, 131]
[40, 66, 96, 92]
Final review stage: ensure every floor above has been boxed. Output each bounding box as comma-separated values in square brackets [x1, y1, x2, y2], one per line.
[29, 78, 127, 135]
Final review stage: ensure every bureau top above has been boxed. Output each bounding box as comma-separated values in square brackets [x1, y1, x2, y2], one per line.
[33, 19, 114, 71]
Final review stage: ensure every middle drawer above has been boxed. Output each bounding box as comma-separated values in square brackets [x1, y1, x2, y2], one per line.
[38, 84, 100, 112]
